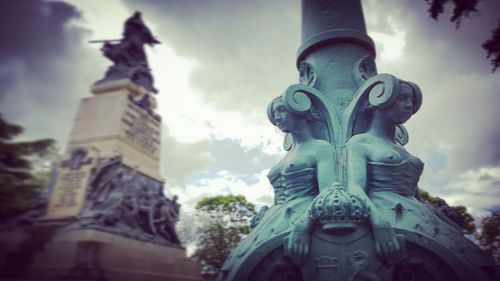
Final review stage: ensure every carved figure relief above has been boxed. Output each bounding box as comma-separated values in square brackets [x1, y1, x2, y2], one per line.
[74, 156, 181, 246]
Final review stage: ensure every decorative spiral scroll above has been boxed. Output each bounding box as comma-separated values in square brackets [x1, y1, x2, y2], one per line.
[367, 73, 400, 110]
[283, 90, 312, 115]
[395, 124, 409, 146]
[283, 133, 293, 151]
[342, 73, 413, 150]
[267, 84, 341, 152]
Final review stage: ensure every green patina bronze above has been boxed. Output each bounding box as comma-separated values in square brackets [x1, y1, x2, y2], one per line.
[218, 1, 499, 280]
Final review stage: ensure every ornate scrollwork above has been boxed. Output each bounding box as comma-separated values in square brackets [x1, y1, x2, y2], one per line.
[283, 90, 312, 115]
[354, 55, 377, 83]
[309, 183, 370, 233]
[367, 74, 400, 110]
[283, 133, 294, 151]
[395, 124, 409, 146]
[74, 156, 181, 246]
[299, 62, 316, 87]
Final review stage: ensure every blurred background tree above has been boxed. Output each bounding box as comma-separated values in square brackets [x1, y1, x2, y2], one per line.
[193, 195, 256, 280]
[476, 210, 500, 263]
[0, 114, 57, 223]
[423, 0, 500, 72]
[420, 189, 476, 234]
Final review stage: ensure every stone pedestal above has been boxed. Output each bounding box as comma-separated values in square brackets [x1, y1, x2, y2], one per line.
[0, 226, 200, 281]
[0, 79, 201, 281]
[42, 79, 163, 221]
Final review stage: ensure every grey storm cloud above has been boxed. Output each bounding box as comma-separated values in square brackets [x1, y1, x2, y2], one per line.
[0, 0, 102, 144]
[119, 0, 500, 211]
[161, 126, 214, 187]
[121, 0, 301, 112]
[0, 0, 498, 213]
[0, 0, 80, 86]
[120, 0, 500, 170]
[0, 0, 214, 187]
[361, 0, 500, 172]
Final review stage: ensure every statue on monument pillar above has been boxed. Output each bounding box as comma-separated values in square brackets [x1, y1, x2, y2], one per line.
[93, 11, 160, 94]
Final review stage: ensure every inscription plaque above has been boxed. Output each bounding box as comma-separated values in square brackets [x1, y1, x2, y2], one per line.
[121, 100, 161, 156]
[53, 171, 86, 208]
[42, 146, 97, 220]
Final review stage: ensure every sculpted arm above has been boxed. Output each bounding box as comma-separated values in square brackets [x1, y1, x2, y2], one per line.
[286, 142, 336, 264]
[346, 142, 367, 194]
[316, 143, 337, 192]
[346, 142, 383, 224]
[346, 140, 402, 266]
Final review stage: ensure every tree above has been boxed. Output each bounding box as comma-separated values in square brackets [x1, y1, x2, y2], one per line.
[193, 195, 256, 279]
[483, 21, 500, 72]
[0, 114, 55, 223]
[476, 210, 500, 263]
[419, 189, 476, 234]
[424, 0, 500, 72]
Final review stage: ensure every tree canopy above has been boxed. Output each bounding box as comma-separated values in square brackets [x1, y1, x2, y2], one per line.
[419, 189, 476, 234]
[424, 0, 500, 72]
[193, 195, 256, 279]
[0, 114, 55, 222]
[476, 210, 500, 263]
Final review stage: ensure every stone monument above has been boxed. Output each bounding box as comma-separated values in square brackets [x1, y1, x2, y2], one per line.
[217, 1, 500, 281]
[0, 12, 201, 281]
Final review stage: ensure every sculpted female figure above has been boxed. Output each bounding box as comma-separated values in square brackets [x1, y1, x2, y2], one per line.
[218, 90, 337, 278]
[267, 93, 337, 262]
[346, 80, 421, 264]
[346, 78, 473, 265]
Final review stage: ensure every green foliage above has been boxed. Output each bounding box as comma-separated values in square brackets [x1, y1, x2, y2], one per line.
[424, 0, 479, 27]
[476, 210, 500, 263]
[419, 189, 476, 234]
[194, 195, 256, 277]
[0, 114, 56, 222]
[419, 189, 439, 206]
[483, 21, 500, 72]
[424, 0, 499, 72]
[453, 205, 476, 235]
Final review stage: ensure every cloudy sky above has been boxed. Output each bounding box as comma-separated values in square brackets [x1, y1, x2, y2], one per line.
[1, 0, 499, 226]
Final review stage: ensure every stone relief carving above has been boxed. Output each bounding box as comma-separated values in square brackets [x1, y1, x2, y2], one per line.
[73, 156, 181, 246]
